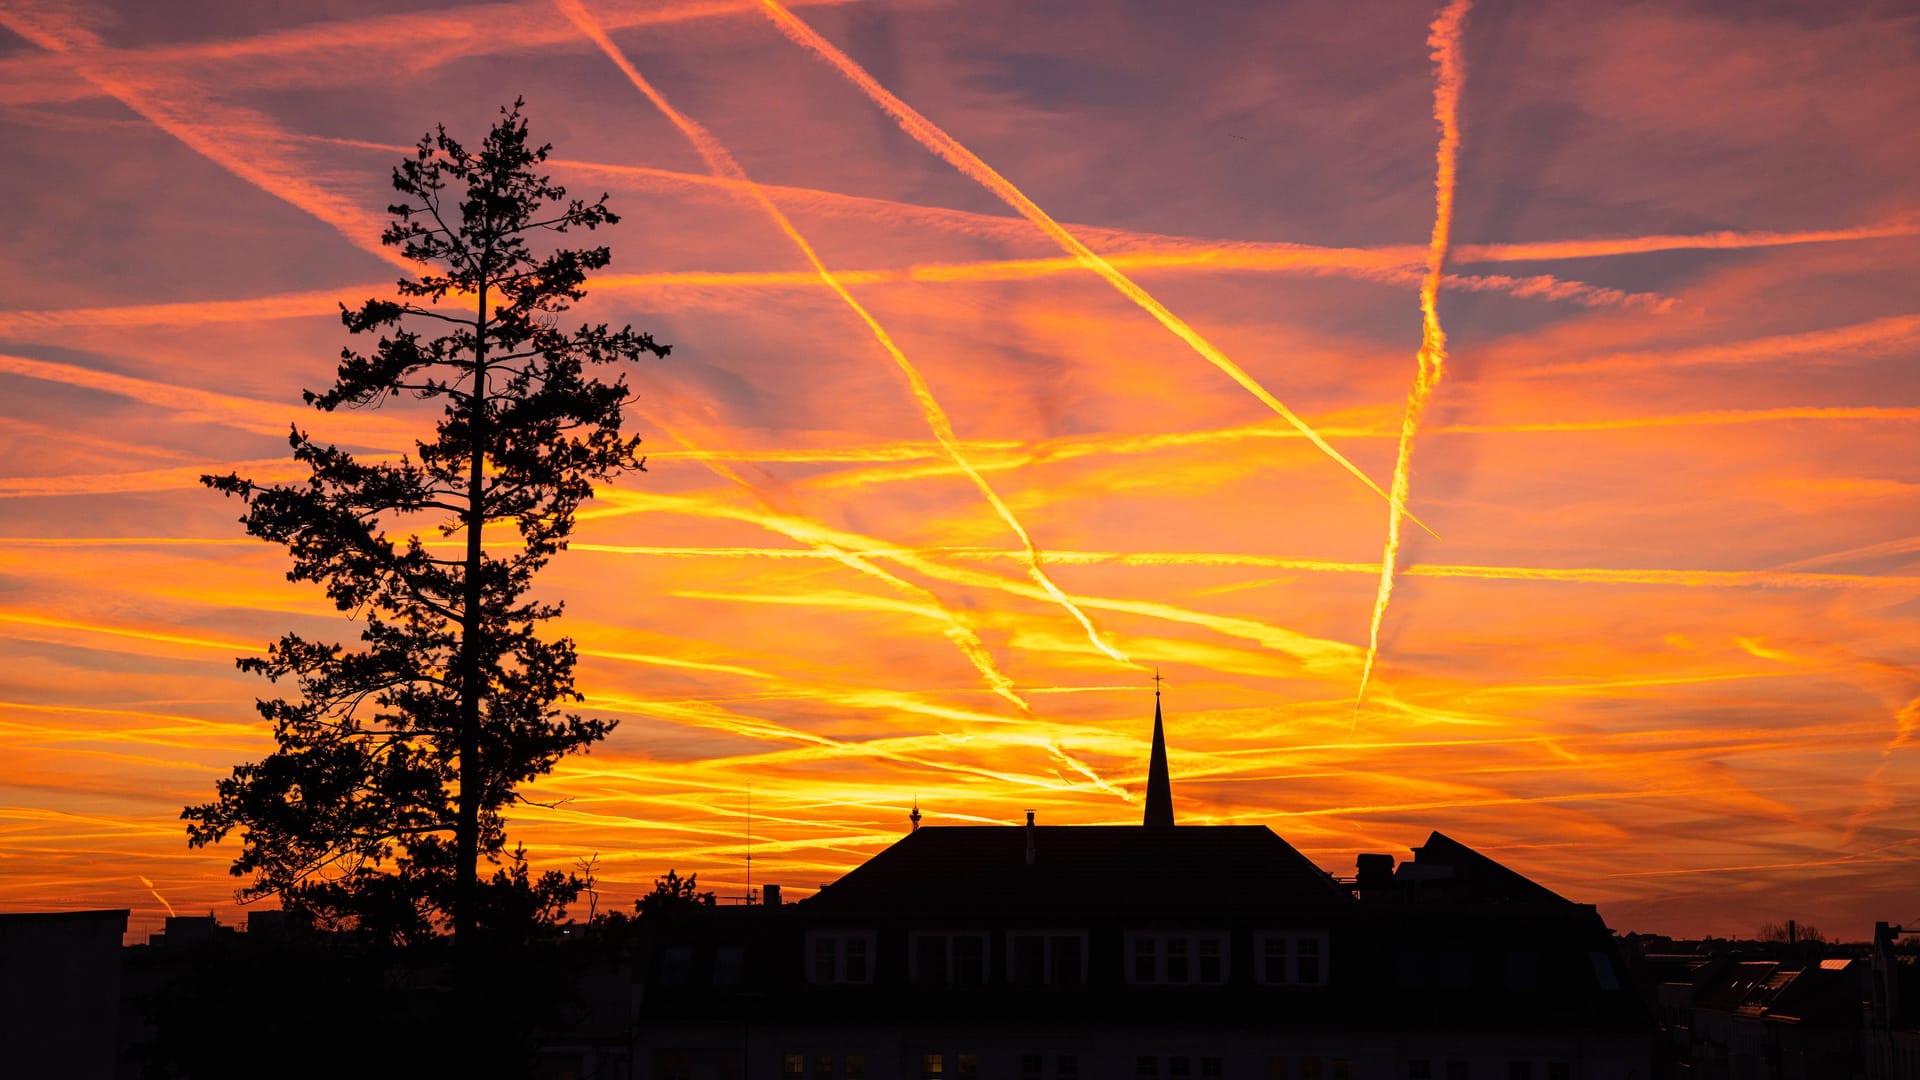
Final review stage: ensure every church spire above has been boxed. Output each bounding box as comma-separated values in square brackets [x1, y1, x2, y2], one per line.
[1144, 670, 1173, 827]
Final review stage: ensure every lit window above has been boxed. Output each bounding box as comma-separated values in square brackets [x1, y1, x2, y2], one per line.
[785, 1054, 806, 1077]
[923, 1052, 944, 1078]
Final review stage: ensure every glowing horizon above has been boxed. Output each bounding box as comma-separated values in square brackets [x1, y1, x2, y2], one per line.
[0, 0, 1915, 942]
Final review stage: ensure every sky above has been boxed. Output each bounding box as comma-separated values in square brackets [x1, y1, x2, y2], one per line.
[0, 0, 1915, 942]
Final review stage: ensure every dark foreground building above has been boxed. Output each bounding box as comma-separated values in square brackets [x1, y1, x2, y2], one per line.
[603, 695, 1653, 1080]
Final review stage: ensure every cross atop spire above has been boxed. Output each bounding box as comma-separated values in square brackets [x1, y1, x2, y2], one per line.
[1144, 670, 1173, 828]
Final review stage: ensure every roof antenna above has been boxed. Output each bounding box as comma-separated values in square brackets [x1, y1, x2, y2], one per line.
[909, 798, 922, 833]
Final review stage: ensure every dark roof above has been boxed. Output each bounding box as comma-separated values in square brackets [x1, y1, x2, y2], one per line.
[803, 824, 1353, 920]
[1401, 831, 1578, 906]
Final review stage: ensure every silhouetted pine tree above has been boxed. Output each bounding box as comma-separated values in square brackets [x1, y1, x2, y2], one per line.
[186, 100, 668, 957]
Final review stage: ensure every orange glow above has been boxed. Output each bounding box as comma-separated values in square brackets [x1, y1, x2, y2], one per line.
[0, 0, 1912, 942]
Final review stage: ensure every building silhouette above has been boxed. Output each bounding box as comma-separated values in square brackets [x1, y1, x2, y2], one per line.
[602, 695, 1655, 1080]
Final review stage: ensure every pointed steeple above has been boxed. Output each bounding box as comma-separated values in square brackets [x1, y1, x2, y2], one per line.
[1144, 671, 1173, 828]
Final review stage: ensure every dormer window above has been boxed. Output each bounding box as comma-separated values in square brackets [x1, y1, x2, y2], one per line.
[1125, 931, 1229, 985]
[1257, 931, 1329, 987]
[809, 931, 875, 985]
[911, 932, 989, 985]
[1008, 931, 1088, 986]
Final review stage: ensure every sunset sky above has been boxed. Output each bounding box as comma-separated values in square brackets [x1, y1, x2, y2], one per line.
[1, 0, 1915, 941]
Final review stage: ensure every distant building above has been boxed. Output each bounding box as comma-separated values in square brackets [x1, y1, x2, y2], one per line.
[606, 693, 1652, 1080]
[0, 908, 127, 1080]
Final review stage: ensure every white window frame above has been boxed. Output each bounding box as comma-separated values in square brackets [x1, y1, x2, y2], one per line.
[1256, 930, 1330, 987]
[1124, 931, 1231, 986]
[807, 931, 877, 985]
[909, 931, 991, 985]
[1006, 930, 1090, 986]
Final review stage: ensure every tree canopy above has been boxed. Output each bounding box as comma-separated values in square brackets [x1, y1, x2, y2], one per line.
[185, 100, 669, 950]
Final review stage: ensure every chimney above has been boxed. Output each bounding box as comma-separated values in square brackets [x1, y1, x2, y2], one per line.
[1025, 810, 1036, 865]
[763, 884, 782, 907]
[1356, 853, 1395, 889]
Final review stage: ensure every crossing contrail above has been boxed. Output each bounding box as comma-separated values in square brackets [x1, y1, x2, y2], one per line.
[752, 0, 1432, 537]
[554, 0, 1130, 668]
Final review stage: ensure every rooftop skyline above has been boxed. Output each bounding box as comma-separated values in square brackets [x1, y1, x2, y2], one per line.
[0, 0, 1915, 939]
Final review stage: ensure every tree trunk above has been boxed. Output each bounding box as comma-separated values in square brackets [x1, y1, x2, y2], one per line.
[455, 275, 490, 955]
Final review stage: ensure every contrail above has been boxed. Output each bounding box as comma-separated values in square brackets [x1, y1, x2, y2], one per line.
[138, 876, 177, 918]
[0, 6, 411, 273]
[554, 0, 1129, 667]
[1356, 0, 1472, 718]
[752, 0, 1432, 537]
[635, 422, 1032, 713]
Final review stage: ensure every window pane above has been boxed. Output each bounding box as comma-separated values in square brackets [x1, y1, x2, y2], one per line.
[1297, 937, 1322, 985]
[816, 1055, 834, 1079]
[955, 935, 985, 985]
[1053, 935, 1083, 985]
[813, 938, 835, 983]
[1332, 1062, 1353, 1080]
[1201, 1057, 1222, 1078]
[1014, 933, 1045, 986]
[956, 1054, 977, 1076]
[1171, 1056, 1192, 1077]
[1265, 1057, 1289, 1080]
[1300, 1060, 1323, 1080]
[1264, 937, 1288, 984]
[1167, 937, 1190, 983]
[917, 935, 949, 985]
[1445, 1063, 1469, 1080]
[1199, 938, 1222, 984]
[1547, 1065, 1570, 1080]
[1408, 1061, 1431, 1080]
[923, 1053, 944, 1078]
[713, 945, 743, 987]
[1134, 936, 1156, 983]
[785, 1054, 806, 1077]
[845, 937, 869, 983]
[1138, 1056, 1159, 1078]
[1508, 1064, 1533, 1080]
[1058, 1055, 1080, 1078]
[846, 1056, 866, 1080]
[1021, 1054, 1043, 1080]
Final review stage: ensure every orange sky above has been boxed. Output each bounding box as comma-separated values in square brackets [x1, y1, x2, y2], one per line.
[0, 0, 1915, 942]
